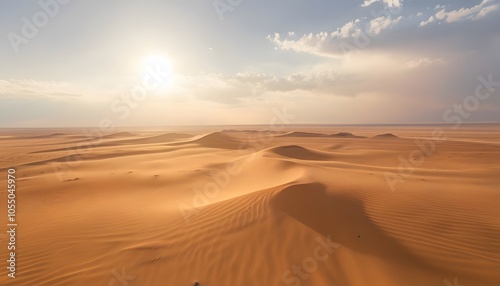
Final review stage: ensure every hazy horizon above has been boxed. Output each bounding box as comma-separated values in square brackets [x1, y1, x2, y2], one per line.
[3, 122, 500, 130]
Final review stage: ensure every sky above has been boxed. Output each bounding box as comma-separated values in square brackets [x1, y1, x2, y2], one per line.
[0, 0, 499, 127]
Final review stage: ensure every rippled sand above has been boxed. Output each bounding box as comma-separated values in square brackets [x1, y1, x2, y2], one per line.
[0, 125, 499, 285]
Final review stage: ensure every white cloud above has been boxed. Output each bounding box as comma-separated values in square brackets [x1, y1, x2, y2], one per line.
[435, 4, 445, 10]
[385, 0, 402, 8]
[268, 16, 402, 57]
[405, 57, 444, 69]
[183, 70, 355, 102]
[433, 0, 499, 23]
[416, 12, 423, 17]
[361, 0, 378, 7]
[368, 16, 402, 35]
[266, 31, 331, 55]
[475, 3, 500, 19]
[419, 16, 435, 27]
[331, 19, 361, 39]
[0, 79, 82, 99]
[435, 9, 447, 20]
[181, 51, 451, 105]
[362, 0, 402, 8]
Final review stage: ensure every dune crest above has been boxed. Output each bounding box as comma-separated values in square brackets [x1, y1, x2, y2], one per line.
[279, 131, 365, 138]
[373, 133, 399, 139]
[267, 145, 333, 160]
[103, 132, 136, 138]
[118, 133, 193, 144]
[175, 132, 242, 149]
[279, 131, 329, 137]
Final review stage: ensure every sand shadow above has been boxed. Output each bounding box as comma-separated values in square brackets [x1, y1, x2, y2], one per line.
[271, 183, 433, 270]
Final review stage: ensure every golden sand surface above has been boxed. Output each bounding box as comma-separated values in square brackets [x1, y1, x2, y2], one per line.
[0, 124, 499, 285]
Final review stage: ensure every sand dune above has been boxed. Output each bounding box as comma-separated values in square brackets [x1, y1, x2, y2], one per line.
[373, 133, 399, 139]
[26, 132, 68, 139]
[0, 125, 499, 285]
[107, 132, 193, 145]
[279, 131, 330, 137]
[267, 145, 333, 161]
[102, 131, 137, 139]
[171, 132, 242, 149]
[30, 133, 193, 155]
[279, 131, 365, 138]
[330, 132, 365, 138]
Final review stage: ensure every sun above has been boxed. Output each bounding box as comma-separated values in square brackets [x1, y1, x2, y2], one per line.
[141, 54, 174, 91]
[142, 54, 171, 68]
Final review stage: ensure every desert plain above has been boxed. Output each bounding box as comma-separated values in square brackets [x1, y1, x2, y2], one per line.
[0, 124, 499, 286]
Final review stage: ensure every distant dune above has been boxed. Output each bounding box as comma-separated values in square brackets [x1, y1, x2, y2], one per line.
[22, 132, 68, 139]
[115, 133, 193, 145]
[267, 145, 333, 160]
[222, 129, 279, 133]
[102, 131, 136, 139]
[279, 131, 329, 137]
[279, 131, 365, 138]
[373, 133, 399, 139]
[331, 132, 366, 138]
[172, 131, 242, 149]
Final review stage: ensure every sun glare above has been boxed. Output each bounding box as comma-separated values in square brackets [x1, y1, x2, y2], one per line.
[142, 54, 171, 68]
[141, 54, 174, 91]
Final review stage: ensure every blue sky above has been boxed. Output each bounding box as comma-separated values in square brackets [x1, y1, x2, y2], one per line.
[1, 0, 499, 127]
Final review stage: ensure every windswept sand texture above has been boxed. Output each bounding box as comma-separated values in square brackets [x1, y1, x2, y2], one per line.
[0, 125, 499, 285]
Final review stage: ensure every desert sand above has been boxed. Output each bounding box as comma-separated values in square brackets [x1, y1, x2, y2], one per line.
[0, 124, 499, 286]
